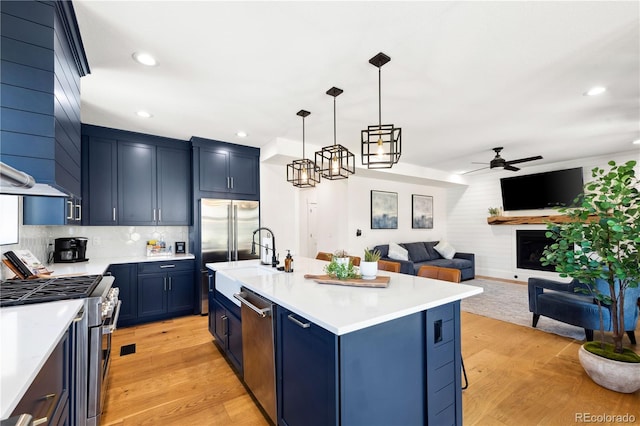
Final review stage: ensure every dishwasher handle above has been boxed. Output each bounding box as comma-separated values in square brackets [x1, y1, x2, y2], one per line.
[233, 292, 271, 318]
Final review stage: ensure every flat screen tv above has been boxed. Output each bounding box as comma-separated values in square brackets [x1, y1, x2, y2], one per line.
[500, 167, 584, 211]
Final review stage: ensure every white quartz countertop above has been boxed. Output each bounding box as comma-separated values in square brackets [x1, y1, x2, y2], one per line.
[207, 258, 483, 335]
[0, 299, 84, 419]
[43, 253, 195, 276]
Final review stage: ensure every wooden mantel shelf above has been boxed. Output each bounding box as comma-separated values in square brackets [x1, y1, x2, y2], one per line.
[487, 215, 589, 225]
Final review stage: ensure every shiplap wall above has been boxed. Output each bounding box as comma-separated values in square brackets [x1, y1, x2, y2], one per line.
[446, 150, 640, 281]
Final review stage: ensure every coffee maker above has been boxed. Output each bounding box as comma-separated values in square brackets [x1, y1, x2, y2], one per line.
[53, 237, 89, 263]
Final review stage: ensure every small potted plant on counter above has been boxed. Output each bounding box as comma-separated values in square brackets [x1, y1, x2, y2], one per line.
[360, 247, 382, 280]
[333, 249, 351, 266]
[324, 255, 359, 280]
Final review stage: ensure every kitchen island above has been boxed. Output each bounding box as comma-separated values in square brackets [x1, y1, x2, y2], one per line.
[207, 257, 482, 426]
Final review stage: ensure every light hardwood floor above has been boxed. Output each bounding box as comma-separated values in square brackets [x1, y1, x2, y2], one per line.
[102, 312, 639, 426]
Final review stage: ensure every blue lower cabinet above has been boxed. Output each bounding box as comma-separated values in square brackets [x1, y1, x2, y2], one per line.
[106, 263, 137, 327]
[277, 302, 462, 426]
[209, 292, 243, 374]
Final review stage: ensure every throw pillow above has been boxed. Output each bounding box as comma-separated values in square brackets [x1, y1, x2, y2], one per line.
[434, 241, 456, 260]
[403, 242, 430, 262]
[388, 242, 409, 261]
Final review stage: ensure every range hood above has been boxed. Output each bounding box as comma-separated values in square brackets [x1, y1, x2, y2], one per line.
[0, 162, 69, 197]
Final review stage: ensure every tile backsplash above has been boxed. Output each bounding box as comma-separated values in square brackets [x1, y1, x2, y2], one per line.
[1, 223, 189, 279]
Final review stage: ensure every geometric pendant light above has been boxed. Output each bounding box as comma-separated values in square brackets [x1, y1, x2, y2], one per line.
[361, 52, 402, 169]
[286, 110, 321, 188]
[315, 87, 355, 180]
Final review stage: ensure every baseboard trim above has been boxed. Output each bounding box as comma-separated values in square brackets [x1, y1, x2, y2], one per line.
[475, 275, 527, 285]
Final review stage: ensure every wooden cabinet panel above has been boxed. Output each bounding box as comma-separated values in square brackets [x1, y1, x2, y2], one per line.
[85, 136, 117, 225]
[107, 263, 137, 327]
[157, 146, 191, 225]
[118, 141, 156, 226]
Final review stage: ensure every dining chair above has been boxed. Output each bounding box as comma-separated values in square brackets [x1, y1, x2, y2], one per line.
[416, 264, 467, 389]
[377, 259, 401, 273]
[315, 252, 333, 261]
[349, 256, 361, 267]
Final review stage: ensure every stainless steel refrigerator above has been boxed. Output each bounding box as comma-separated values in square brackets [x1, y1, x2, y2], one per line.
[200, 198, 260, 313]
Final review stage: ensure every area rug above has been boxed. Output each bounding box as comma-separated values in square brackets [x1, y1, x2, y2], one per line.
[461, 278, 585, 341]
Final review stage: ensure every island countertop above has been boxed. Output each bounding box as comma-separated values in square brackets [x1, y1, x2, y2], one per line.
[207, 257, 483, 335]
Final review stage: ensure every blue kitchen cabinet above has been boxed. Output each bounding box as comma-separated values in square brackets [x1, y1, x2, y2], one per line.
[277, 302, 462, 426]
[22, 194, 82, 225]
[277, 307, 338, 426]
[191, 137, 260, 200]
[118, 141, 157, 226]
[82, 125, 191, 226]
[106, 263, 137, 327]
[137, 260, 196, 322]
[208, 272, 243, 373]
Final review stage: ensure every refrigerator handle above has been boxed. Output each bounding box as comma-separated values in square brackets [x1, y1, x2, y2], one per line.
[227, 204, 232, 261]
[234, 204, 239, 260]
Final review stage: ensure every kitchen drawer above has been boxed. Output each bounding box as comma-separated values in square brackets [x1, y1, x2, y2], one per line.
[137, 260, 194, 274]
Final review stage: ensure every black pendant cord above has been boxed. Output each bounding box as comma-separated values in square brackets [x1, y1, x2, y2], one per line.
[378, 66, 382, 128]
[333, 96, 337, 147]
[302, 116, 306, 159]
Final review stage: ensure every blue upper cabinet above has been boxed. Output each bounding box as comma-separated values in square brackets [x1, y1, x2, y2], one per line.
[191, 137, 260, 201]
[82, 124, 192, 226]
[0, 0, 89, 197]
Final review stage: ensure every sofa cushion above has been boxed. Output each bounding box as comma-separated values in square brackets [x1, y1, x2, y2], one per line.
[422, 258, 473, 270]
[402, 242, 430, 262]
[374, 244, 389, 258]
[388, 242, 409, 261]
[424, 241, 440, 259]
[434, 241, 456, 259]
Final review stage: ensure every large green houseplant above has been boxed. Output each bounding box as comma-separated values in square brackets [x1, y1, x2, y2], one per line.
[541, 160, 640, 390]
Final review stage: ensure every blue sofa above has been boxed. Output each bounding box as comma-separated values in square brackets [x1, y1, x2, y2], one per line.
[373, 241, 475, 281]
[528, 277, 640, 343]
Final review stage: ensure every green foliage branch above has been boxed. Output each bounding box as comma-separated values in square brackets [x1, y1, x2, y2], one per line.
[541, 160, 640, 357]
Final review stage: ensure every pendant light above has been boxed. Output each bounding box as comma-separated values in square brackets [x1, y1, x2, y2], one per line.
[315, 87, 355, 180]
[286, 110, 321, 188]
[361, 52, 401, 169]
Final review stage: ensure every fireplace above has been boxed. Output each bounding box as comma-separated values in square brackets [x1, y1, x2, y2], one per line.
[516, 230, 555, 272]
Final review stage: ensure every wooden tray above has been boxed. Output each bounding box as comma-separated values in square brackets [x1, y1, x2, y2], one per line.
[304, 274, 390, 288]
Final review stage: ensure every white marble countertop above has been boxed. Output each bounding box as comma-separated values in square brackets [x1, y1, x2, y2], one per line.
[43, 253, 195, 276]
[0, 299, 84, 419]
[207, 258, 483, 335]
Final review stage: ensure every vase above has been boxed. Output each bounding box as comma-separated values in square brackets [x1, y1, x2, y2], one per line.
[335, 257, 350, 267]
[359, 261, 378, 280]
[578, 344, 640, 393]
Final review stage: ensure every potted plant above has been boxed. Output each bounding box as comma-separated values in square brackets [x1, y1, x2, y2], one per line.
[541, 160, 640, 393]
[324, 255, 359, 280]
[333, 249, 350, 267]
[488, 206, 501, 217]
[360, 247, 382, 280]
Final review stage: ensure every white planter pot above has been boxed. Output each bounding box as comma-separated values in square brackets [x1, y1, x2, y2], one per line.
[335, 257, 350, 267]
[360, 261, 378, 280]
[578, 344, 640, 393]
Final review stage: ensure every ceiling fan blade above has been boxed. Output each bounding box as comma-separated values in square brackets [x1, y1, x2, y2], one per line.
[471, 162, 489, 165]
[504, 165, 520, 172]
[462, 166, 489, 175]
[506, 155, 543, 165]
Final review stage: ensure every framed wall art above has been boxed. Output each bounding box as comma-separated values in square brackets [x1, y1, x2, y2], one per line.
[371, 190, 398, 229]
[412, 194, 433, 229]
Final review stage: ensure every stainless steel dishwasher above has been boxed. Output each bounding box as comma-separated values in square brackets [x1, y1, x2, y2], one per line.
[234, 287, 276, 423]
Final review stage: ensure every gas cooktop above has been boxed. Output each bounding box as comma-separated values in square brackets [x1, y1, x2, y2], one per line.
[0, 275, 103, 307]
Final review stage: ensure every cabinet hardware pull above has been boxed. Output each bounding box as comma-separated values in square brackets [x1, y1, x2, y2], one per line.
[158, 208, 162, 222]
[67, 200, 73, 220]
[221, 315, 228, 337]
[230, 177, 234, 189]
[160, 264, 176, 268]
[32, 393, 56, 425]
[287, 314, 310, 329]
[153, 209, 156, 221]
[168, 276, 172, 290]
[164, 277, 167, 291]
[113, 207, 116, 222]
[76, 204, 82, 221]
[233, 292, 270, 317]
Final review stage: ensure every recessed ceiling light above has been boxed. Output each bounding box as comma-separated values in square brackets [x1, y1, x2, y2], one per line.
[132, 52, 157, 66]
[136, 110, 152, 118]
[633, 139, 640, 145]
[584, 86, 606, 96]
[236, 131, 248, 138]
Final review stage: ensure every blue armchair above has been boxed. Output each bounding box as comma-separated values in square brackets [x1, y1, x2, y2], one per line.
[528, 277, 640, 343]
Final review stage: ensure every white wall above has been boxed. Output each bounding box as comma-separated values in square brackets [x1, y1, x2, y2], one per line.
[260, 162, 449, 261]
[446, 151, 640, 281]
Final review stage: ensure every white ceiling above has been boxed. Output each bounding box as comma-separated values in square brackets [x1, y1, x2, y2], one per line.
[74, 1, 640, 175]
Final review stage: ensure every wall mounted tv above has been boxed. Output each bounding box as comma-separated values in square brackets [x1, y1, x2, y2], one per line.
[500, 167, 584, 211]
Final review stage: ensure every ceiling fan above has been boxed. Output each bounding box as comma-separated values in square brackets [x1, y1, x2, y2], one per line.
[465, 147, 543, 174]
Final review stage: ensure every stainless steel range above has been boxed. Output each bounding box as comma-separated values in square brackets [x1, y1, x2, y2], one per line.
[0, 274, 121, 426]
